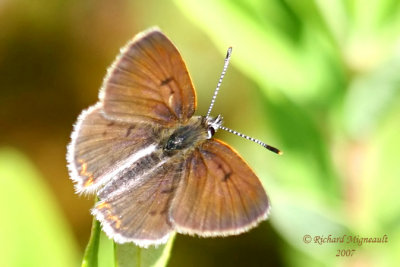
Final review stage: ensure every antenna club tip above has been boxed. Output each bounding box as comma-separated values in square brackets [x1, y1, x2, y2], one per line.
[265, 145, 281, 155]
[226, 47, 232, 58]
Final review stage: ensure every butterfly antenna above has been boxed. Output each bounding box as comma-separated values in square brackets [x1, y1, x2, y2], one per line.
[219, 125, 283, 155]
[206, 47, 233, 119]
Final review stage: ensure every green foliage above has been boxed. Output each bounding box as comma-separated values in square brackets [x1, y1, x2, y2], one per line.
[81, 213, 175, 267]
[82, 215, 101, 267]
[2, 0, 400, 265]
[114, 234, 175, 267]
[0, 148, 79, 267]
[174, 0, 400, 266]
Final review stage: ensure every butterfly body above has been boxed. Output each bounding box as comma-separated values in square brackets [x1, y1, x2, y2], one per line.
[163, 116, 209, 154]
[67, 28, 272, 247]
[95, 115, 216, 200]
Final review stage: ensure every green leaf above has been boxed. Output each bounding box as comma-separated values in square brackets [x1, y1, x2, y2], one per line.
[114, 234, 175, 267]
[356, 104, 400, 264]
[81, 201, 114, 267]
[270, 190, 349, 263]
[343, 48, 400, 139]
[173, 0, 341, 102]
[0, 147, 79, 267]
[285, 0, 348, 46]
[98, 231, 115, 267]
[82, 213, 101, 267]
[81, 202, 175, 267]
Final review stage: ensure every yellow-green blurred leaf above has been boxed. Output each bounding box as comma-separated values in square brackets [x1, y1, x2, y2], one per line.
[0, 147, 79, 267]
[82, 215, 101, 267]
[115, 234, 175, 267]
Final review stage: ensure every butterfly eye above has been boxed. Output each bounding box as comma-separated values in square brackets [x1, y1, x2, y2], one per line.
[207, 126, 216, 139]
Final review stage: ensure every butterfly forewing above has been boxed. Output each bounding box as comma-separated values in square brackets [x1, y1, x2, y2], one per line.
[101, 29, 196, 126]
[170, 139, 270, 236]
[92, 159, 184, 246]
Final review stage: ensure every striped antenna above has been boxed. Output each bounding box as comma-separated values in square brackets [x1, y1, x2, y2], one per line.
[206, 47, 282, 155]
[206, 47, 232, 119]
[219, 126, 282, 155]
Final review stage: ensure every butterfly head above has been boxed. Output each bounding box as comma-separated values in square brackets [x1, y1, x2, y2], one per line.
[205, 115, 223, 139]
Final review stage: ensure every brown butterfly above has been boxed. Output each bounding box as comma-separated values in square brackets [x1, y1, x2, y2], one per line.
[67, 28, 281, 247]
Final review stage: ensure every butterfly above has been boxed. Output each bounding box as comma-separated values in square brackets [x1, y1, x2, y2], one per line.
[67, 28, 281, 247]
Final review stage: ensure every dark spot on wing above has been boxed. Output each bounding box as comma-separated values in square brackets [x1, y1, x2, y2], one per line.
[161, 187, 175, 194]
[125, 125, 135, 137]
[149, 210, 157, 216]
[217, 163, 232, 182]
[159, 208, 168, 215]
[107, 121, 115, 126]
[223, 172, 232, 181]
[160, 77, 174, 86]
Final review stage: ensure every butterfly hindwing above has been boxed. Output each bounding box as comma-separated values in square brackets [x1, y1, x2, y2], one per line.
[92, 158, 184, 246]
[67, 103, 163, 193]
[170, 139, 270, 236]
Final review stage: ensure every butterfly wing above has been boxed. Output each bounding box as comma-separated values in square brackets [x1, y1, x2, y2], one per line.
[67, 104, 163, 193]
[68, 28, 196, 193]
[92, 159, 184, 247]
[100, 28, 196, 125]
[170, 139, 270, 236]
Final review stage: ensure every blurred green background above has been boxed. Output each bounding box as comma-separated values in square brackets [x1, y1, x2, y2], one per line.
[1, 0, 400, 266]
